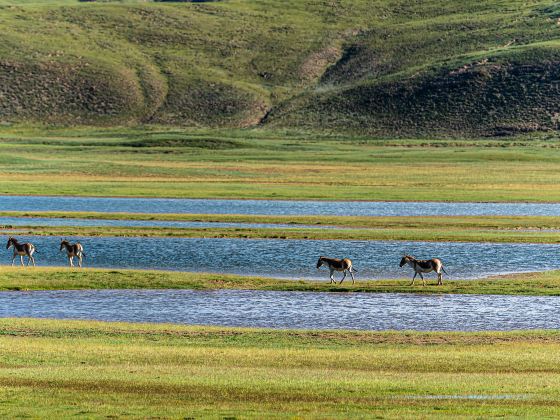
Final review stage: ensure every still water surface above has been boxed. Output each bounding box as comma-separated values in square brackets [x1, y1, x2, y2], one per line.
[4, 236, 560, 279]
[1, 195, 560, 216]
[2, 289, 559, 331]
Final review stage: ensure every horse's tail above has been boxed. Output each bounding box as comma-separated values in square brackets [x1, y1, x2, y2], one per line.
[351, 266, 358, 272]
[442, 266, 449, 275]
[82, 252, 86, 258]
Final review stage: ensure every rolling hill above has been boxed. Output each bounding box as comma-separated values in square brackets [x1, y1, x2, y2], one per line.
[1, 0, 560, 136]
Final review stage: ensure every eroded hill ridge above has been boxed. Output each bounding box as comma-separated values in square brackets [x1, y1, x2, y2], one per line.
[1, 0, 560, 136]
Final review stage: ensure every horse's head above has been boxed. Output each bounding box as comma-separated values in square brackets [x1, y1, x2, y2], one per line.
[399, 255, 413, 267]
[6, 237, 14, 250]
[316, 256, 325, 269]
[60, 239, 69, 251]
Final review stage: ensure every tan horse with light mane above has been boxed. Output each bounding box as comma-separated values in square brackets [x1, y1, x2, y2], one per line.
[316, 256, 357, 284]
[399, 255, 448, 286]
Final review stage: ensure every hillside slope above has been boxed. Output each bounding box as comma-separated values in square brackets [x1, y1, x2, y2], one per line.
[0, 0, 559, 136]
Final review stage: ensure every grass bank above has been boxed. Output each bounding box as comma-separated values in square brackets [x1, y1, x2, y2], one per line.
[4, 212, 560, 243]
[5, 225, 560, 243]
[0, 318, 560, 417]
[7, 211, 560, 229]
[1, 267, 560, 295]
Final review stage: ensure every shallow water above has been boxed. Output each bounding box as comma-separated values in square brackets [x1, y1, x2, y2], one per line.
[0, 216, 322, 230]
[3, 289, 560, 331]
[5, 236, 560, 279]
[402, 394, 530, 400]
[2, 195, 560, 216]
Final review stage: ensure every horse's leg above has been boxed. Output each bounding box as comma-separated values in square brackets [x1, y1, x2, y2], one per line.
[69, 256, 74, 267]
[11, 254, 15, 267]
[78, 255, 83, 268]
[29, 254, 35, 267]
[340, 270, 347, 284]
[420, 272, 425, 286]
[437, 270, 443, 285]
[329, 269, 335, 284]
[409, 272, 417, 286]
[20, 255, 24, 267]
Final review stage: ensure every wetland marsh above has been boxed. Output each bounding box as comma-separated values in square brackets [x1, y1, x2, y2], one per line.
[0, 127, 559, 418]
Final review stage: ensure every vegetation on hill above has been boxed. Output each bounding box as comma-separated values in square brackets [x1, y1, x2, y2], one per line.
[0, 0, 560, 136]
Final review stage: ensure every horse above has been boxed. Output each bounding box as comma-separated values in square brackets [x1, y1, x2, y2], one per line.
[6, 237, 36, 267]
[316, 256, 356, 284]
[60, 239, 86, 268]
[399, 255, 448, 286]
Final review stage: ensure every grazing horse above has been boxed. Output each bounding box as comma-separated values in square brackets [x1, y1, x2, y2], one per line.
[6, 237, 36, 267]
[60, 240, 86, 268]
[316, 256, 356, 284]
[399, 255, 448, 286]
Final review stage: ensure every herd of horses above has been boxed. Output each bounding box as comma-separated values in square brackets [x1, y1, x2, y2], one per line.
[6, 237, 85, 268]
[317, 255, 448, 286]
[6, 236, 446, 286]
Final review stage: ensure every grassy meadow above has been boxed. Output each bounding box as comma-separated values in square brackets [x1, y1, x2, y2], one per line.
[0, 318, 559, 417]
[0, 126, 560, 201]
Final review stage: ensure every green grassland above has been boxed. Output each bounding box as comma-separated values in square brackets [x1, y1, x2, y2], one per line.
[0, 318, 559, 417]
[1, 126, 560, 201]
[2, 267, 560, 295]
[0, 1, 559, 136]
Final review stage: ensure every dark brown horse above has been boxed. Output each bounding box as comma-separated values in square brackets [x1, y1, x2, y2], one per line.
[60, 240, 86, 268]
[6, 237, 36, 267]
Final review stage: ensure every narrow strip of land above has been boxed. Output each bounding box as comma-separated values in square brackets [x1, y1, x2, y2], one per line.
[0, 318, 559, 418]
[0, 267, 559, 295]
[5, 211, 560, 228]
[3, 212, 560, 242]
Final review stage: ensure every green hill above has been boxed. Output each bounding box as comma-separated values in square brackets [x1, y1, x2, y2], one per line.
[1, 0, 560, 136]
